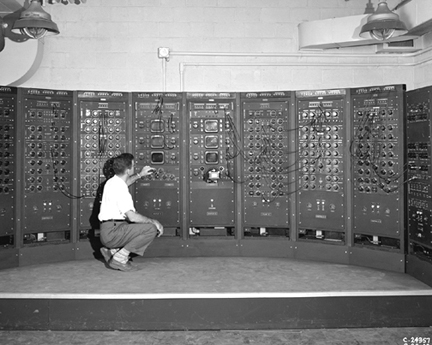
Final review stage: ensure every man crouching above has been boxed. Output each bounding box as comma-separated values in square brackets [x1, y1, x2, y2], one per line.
[98, 153, 163, 272]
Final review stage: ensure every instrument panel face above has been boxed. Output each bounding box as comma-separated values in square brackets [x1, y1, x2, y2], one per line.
[351, 85, 405, 238]
[296, 90, 347, 232]
[241, 93, 290, 227]
[406, 87, 432, 248]
[77, 91, 128, 229]
[133, 93, 182, 227]
[22, 88, 74, 233]
[0, 87, 17, 237]
[187, 93, 236, 226]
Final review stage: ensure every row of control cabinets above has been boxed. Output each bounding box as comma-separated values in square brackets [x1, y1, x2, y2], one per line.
[406, 87, 432, 260]
[0, 84, 426, 257]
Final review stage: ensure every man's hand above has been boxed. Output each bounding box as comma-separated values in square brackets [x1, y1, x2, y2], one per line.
[139, 166, 155, 177]
[153, 219, 164, 237]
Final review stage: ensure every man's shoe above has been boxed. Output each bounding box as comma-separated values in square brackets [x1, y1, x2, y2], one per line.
[100, 247, 112, 263]
[109, 258, 136, 272]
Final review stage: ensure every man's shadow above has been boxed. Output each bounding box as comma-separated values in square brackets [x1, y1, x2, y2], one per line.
[88, 158, 115, 261]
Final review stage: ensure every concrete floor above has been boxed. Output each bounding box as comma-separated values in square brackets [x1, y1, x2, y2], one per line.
[1, 328, 432, 345]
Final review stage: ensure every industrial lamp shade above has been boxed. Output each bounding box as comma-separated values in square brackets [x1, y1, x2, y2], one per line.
[0, 18, 5, 52]
[12, 0, 60, 39]
[359, 1, 407, 41]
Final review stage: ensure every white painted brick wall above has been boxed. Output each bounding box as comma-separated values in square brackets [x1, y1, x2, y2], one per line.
[0, 0, 427, 91]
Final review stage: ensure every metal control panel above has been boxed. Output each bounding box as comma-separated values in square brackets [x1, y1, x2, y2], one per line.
[0, 86, 420, 252]
[241, 92, 290, 228]
[351, 85, 405, 244]
[21, 88, 74, 234]
[296, 89, 347, 234]
[78, 91, 128, 229]
[187, 93, 236, 227]
[133, 93, 182, 228]
[0, 87, 16, 238]
[406, 86, 432, 248]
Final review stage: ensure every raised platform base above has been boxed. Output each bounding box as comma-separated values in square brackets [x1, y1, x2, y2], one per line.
[0, 256, 431, 331]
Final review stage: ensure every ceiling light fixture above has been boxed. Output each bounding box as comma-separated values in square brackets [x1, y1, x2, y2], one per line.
[0, 18, 6, 52]
[359, 1, 408, 41]
[12, 0, 60, 39]
[363, 0, 375, 14]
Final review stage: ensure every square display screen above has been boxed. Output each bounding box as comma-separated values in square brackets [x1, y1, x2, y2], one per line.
[151, 152, 164, 164]
[151, 135, 164, 148]
[150, 120, 164, 133]
[205, 151, 219, 164]
[205, 135, 219, 149]
[204, 120, 218, 133]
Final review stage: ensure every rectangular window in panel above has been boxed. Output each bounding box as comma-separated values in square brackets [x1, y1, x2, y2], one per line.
[204, 119, 218, 133]
[151, 135, 165, 148]
[150, 119, 164, 133]
[151, 151, 164, 164]
[205, 135, 219, 149]
[205, 151, 219, 164]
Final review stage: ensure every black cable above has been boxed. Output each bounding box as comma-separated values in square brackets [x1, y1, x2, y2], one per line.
[224, 108, 244, 161]
[350, 107, 410, 194]
[49, 146, 83, 200]
[152, 95, 165, 133]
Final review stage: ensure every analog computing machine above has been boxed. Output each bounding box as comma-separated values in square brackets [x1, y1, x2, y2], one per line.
[0, 84, 430, 278]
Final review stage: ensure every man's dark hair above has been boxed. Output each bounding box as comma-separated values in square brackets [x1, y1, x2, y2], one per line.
[112, 153, 134, 175]
[103, 158, 115, 179]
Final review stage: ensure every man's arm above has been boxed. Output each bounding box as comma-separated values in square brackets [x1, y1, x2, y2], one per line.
[125, 210, 164, 237]
[125, 210, 153, 224]
[126, 173, 142, 187]
[126, 166, 155, 186]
